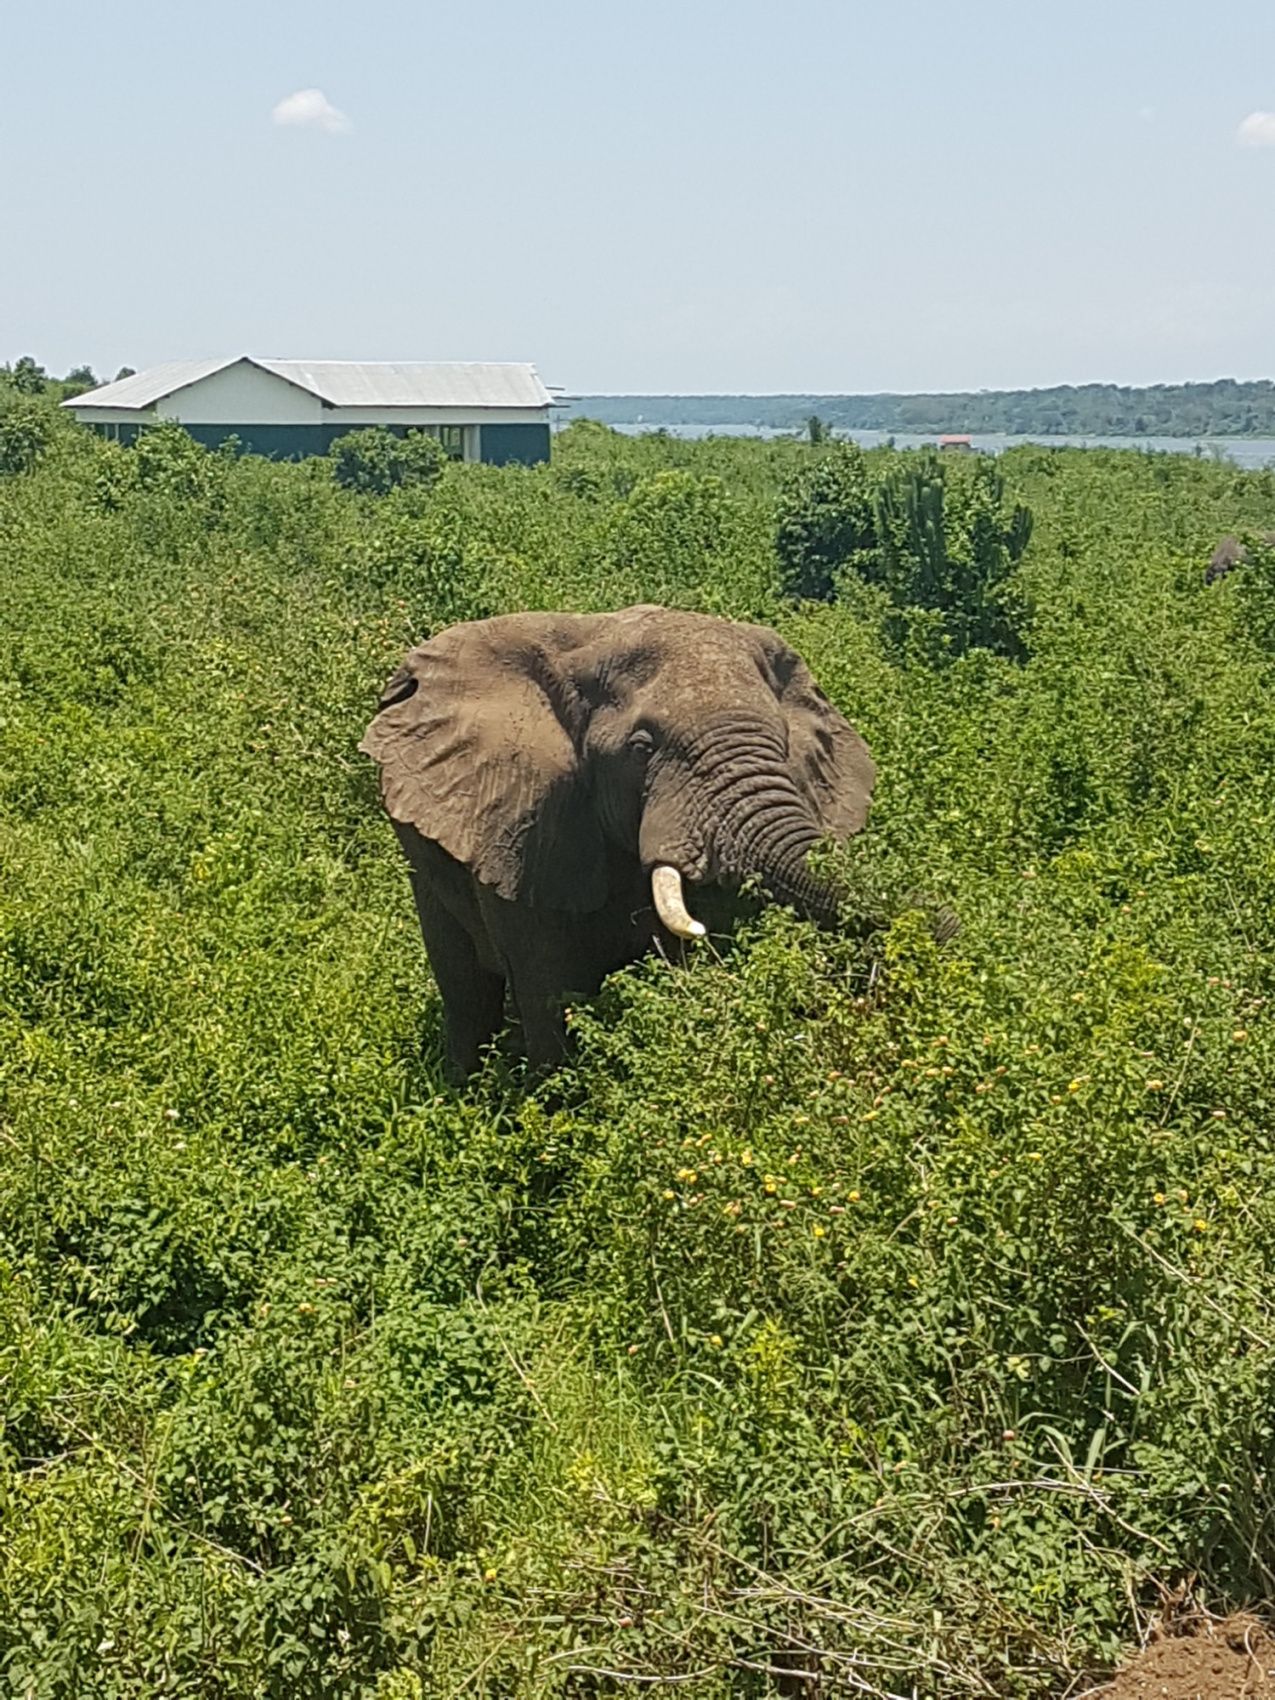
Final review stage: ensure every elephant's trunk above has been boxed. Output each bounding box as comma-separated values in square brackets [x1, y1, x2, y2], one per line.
[724, 799, 845, 928]
[702, 747, 846, 928]
[641, 718, 848, 934]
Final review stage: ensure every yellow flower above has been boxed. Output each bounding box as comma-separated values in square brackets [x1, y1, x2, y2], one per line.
[848, 1189, 861, 1202]
[740, 1149, 754, 1166]
[812, 1224, 826, 1238]
[676, 1168, 698, 1183]
[1146, 1080, 1165, 1092]
[1153, 1192, 1167, 1205]
[1193, 1218, 1209, 1233]
[709, 1334, 723, 1349]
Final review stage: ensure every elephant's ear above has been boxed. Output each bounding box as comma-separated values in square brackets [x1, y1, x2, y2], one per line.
[359, 617, 608, 910]
[758, 635, 877, 839]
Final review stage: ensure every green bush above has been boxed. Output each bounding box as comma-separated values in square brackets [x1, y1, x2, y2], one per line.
[774, 441, 876, 601]
[329, 428, 449, 497]
[606, 468, 735, 602]
[0, 397, 57, 476]
[1227, 531, 1275, 653]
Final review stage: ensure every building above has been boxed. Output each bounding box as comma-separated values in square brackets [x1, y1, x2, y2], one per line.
[63, 356, 556, 465]
[937, 434, 974, 453]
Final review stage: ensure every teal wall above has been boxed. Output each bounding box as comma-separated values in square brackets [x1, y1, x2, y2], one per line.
[89, 422, 344, 459]
[185, 424, 345, 459]
[89, 419, 552, 465]
[477, 423, 552, 466]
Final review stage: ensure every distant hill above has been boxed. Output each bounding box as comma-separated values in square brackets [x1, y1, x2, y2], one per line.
[561, 379, 1275, 438]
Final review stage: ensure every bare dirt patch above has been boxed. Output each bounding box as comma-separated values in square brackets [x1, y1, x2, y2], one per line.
[1091, 1615, 1275, 1700]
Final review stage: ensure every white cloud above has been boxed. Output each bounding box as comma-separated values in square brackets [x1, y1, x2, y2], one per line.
[271, 88, 352, 135]
[1237, 110, 1275, 147]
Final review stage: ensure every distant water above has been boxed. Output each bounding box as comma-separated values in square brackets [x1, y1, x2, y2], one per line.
[565, 421, 1275, 470]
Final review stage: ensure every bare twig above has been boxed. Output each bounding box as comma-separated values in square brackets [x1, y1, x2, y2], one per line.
[472, 1270, 559, 1433]
[67, 1422, 267, 1576]
[559, 1665, 718, 1687]
[1115, 1220, 1275, 1351]
[1158, 1018, 1198, 1125]
[1074, 1320, 1142, 1399]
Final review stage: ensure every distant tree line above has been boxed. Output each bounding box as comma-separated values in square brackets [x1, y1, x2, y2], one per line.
[0, 357, 130, 401]
[566, 378, 1275, 438]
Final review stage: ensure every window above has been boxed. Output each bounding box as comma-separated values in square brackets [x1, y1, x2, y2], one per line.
[400, 424, 466, 460]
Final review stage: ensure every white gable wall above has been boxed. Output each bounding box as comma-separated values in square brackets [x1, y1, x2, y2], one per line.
[156, 360, 322, 426]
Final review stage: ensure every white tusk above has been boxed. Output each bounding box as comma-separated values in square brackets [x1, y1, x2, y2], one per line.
[651, 865, 706, 939]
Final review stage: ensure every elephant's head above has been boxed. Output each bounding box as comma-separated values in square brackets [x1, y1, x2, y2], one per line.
[360, 606, 876, 936]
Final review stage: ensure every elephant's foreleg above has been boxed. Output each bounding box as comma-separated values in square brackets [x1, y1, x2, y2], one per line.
[407, 872, 505, 1082]
[512, 991, 570, 1074]
[475, 890, 604, 1074]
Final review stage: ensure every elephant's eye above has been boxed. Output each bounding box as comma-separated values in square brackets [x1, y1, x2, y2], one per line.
[627, 729, 655, 759]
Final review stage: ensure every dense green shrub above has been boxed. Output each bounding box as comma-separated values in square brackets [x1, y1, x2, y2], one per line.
[3, 423, 1275, 1693]
[1227, 531, 1275, 653]
[329, 428, 449, 496]
[5, 354, 48, 396]
[134, 419, 228, 503]
[774, 441, 876, 600]
[606, 468, 735, 602]
[0, 396, 57, 476]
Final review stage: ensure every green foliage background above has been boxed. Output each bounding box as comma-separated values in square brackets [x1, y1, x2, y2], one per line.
[4, 401, 1275, 1696]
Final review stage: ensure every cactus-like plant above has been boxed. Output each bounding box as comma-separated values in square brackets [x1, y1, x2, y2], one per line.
[864, 453, 1032, 661]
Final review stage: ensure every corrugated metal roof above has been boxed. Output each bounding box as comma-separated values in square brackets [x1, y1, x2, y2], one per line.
[257, 360, 551, 409]
[62, 356, 240, 410]
[65, 356, 552, 412]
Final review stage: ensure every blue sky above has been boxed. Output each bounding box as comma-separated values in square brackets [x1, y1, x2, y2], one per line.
[4, 0, 1275, 393]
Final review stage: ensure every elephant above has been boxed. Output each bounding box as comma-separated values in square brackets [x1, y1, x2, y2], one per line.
[1206, 536, 1247, 583]
[1205, 532, 1275, 584]
[360, 605, 878, 1081]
